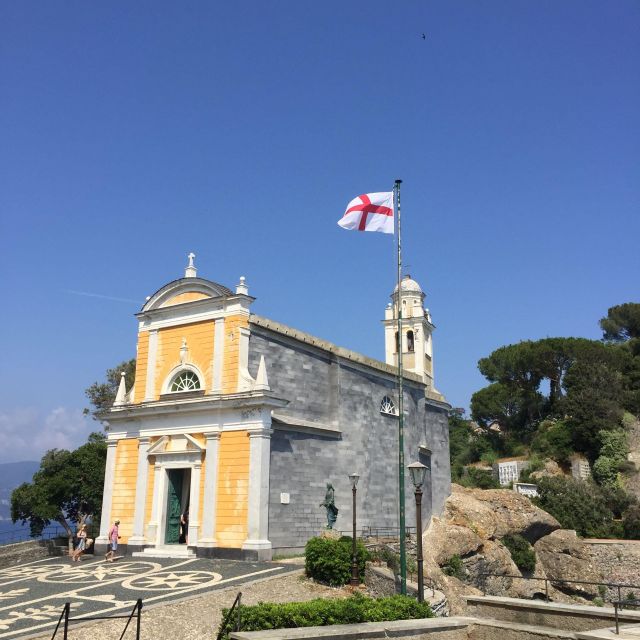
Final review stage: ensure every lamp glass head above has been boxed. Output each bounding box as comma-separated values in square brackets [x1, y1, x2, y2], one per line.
[408, 461, 427, 488]
[348, 473, 360, 488]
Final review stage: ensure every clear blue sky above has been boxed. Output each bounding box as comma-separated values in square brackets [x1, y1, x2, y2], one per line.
[1, 1, 638, 463]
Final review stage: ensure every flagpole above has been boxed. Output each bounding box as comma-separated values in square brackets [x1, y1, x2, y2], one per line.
[394, 178, 407, 595]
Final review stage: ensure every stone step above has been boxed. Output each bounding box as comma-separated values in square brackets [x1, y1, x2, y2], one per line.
[132, 545, 196, 559]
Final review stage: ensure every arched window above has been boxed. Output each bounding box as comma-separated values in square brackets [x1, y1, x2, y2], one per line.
[380, 396, 397, 416]
[395, 331, 399, 354]
[407, 330, 415, 352]
[170, 370, 201, 392]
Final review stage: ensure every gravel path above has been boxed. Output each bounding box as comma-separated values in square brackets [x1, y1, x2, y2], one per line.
[35, 568, 351, 640]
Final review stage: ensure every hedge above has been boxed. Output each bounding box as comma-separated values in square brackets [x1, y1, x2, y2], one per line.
[217, 594, 433, 640]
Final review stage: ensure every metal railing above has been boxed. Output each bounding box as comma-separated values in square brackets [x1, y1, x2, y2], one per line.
[0, 525, 97, 548]
[50, 598, 143, 640]
[478, 573, 640, 604]
[613, 598, 640, 635]
[216, 592, 242, 640]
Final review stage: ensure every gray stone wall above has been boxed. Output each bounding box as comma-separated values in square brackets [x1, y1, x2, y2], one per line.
[0, 540, 61, 568]
[582, 540, 640, 600]
[248, 325, 451, 551]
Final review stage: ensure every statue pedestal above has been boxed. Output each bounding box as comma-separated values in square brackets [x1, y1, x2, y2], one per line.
[320, 529, 341, 541]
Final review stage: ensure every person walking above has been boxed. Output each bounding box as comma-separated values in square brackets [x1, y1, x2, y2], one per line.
[71, 524, 87, 561]
[105, 519, 120, 562]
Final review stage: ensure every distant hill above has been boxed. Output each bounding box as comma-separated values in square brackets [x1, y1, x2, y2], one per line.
[0, 461, 39, 541]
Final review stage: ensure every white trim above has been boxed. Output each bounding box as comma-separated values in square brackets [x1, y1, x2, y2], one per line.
[243, 427, 272, 552]
[188, 463, 202, 546]
[160, 363, 205, 395]
[199, 432, 221, 547]
[96, 441, 118, 545]
[237, 326, 253, 392]
[137, 298, 252, 332]
[148, 452, 203, 547]
[211, 318, 225, 392]
[129, 437, 151, 545]
[144, 330, 159, 402]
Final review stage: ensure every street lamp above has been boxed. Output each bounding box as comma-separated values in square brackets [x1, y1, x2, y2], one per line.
[348, 472, 360, 587]
[408, 461, 428, 603]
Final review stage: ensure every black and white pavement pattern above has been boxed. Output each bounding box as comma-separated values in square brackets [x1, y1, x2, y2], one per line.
[0, 555, 289, 639]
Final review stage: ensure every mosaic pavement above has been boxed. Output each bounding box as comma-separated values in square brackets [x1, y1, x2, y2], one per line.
[0, 555, 290, 639]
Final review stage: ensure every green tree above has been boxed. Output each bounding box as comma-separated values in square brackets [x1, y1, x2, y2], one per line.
[11, 433, 107, 547]
[470, 382, 543, 434]
[84, 358, 136, 419]
[561, 361, 624, 456]
[600, 303, 640, 342]
[530, 419, 573, 462]
[534, 476, 614, 538]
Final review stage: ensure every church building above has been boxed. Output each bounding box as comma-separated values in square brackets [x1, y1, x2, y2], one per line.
[96, 255, 451, 560]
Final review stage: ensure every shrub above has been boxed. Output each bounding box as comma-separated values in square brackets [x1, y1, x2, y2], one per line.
[216, 594, 433, 640]
[623, 504, 640, 540]
[501, 534, 536, 573]
[592, 456, 620, 488]
[459, 467, 501, 490]
[531, 420, 573, 462]
[534, 476, 615, 538]
[442, 554, 464, 579]
[304, 536, 368, 586]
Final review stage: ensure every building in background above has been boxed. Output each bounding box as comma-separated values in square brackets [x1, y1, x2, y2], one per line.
[96, 258, 451, 560]
[493, 457, 530, 486]
[570, 454, 591, 480]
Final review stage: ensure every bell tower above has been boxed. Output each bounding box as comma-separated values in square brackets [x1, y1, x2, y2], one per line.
[383, 274, 436, 389]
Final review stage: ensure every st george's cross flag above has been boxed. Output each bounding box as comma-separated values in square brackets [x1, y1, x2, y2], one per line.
[338, 192, 394, 234]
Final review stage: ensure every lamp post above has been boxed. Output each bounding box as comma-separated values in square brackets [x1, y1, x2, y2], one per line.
[348, 473, 360, 587]
[408, 461, 428, 603]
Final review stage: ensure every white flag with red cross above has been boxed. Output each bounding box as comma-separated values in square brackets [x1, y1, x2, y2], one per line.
[338, 192, 394, 234]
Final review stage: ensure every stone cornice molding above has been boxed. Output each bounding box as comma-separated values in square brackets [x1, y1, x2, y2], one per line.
[103, 390, 288, 424]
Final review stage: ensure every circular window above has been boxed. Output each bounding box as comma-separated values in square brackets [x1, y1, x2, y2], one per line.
[170, 371, 201, 392]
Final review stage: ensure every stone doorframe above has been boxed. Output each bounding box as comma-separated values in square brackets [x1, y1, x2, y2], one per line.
[133, 434, 204, 549]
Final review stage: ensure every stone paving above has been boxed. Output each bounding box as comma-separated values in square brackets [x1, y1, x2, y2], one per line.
[0, 554, 291, 639]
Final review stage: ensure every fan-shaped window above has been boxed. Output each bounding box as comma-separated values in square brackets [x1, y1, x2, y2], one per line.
[170, 371, 201, 392]
[380, 396, 397, 416]
[407, 330, 415, 352]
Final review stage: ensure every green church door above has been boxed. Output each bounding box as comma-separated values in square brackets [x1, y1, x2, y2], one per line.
[165, 470, 184, 544]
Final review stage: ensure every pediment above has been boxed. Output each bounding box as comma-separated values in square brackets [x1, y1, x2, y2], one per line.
[147, 434, 205, 455]
[142, 277, 233, 312]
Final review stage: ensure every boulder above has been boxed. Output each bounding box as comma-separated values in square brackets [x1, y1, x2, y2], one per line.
[534, 529, 602, 597]
[424, 518, 483, 565]
[444, 484, 561, 543]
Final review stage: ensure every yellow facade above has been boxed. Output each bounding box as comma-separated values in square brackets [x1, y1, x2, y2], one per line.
[160, 291, 210, 307]
[215, 430, 250, 548]
[105, 273, 264, 554]
[154, 320, 215, 398]
[110, 438, 139, 543]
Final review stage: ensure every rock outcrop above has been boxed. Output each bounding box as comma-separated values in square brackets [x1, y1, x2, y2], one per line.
[433, 484, 560, 547]
[534, 529, 601, 597]
[421, 484, 598, 613]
